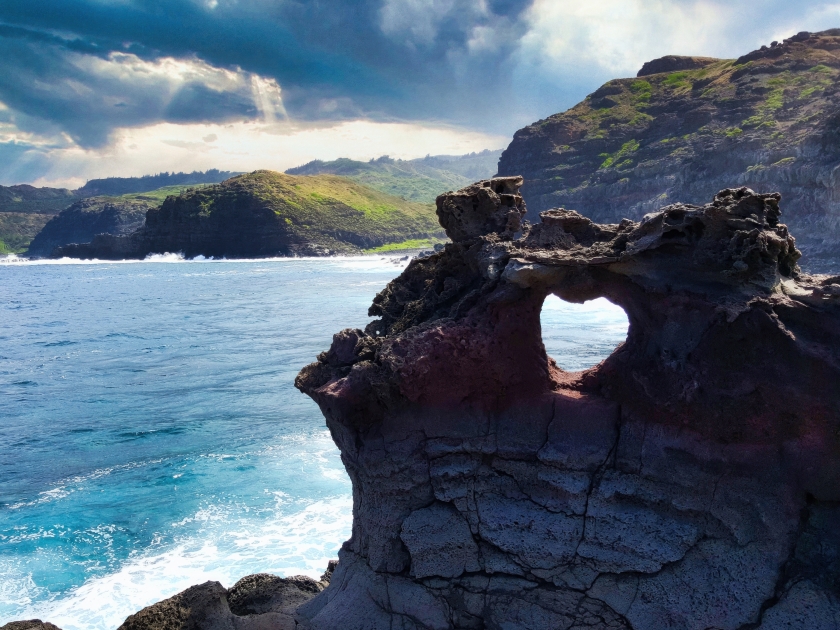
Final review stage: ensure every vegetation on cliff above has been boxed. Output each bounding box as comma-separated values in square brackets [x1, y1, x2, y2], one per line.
[55, 170, 446, 259]
[0, 184, 78, 215]
[0, 185, 80, 252]
[498, 29, 840, 271]
[0, 173, 234, 254]
[27, 197, 154, 257]
[286, 150, 501, 203]
[0, 213, 53, 254]
[75, 169, 239, 197]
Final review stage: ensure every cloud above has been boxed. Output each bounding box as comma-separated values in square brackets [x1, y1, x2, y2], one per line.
[0, 30, 284, 147]
[1, 119, 507, 188]
[0, 0, 534, 136]
[509, 0, 840, 119]
[0, 0, 838, 183]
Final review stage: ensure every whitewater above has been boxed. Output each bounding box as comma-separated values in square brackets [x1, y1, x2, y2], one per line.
[0, 255, 628, 630]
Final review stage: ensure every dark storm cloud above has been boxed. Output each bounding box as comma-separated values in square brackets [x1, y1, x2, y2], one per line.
[0, 0, 836, 150]
[0, 30, 267, 146]
[163, 83, 258, 123]
[0, 0, 535, 145]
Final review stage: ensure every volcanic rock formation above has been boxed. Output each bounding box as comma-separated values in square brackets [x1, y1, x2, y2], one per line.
[294, 177, 840, 628]
[117, 569, 335, 630]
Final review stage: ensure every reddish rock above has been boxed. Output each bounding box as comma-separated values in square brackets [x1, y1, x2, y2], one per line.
[295, 179, 840, 628]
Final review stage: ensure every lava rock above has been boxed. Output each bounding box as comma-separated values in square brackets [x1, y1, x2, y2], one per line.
[435, 176, 526, 242]
[0, 621, 63, 630]
[116, 566, 333, 630]
[294, 183, 840, 629]
[636, 55, 719, 76]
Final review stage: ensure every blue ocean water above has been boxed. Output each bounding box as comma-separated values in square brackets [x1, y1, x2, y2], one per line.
[0, 255, 628, 630]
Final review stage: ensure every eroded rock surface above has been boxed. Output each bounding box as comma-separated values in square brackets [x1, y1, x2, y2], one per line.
[0, 621, 63, 630]
[116, 571, 331, 630]
[295, 177, 840, 629]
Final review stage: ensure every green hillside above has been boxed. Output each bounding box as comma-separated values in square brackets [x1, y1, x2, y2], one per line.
[56, 170, 448, 259]
[286, 151, 501, 203]
[0, 213, 53, 254]
[0, 184, 78, 215]
[0, 186, 80, 251]
[119, 183, 215, 203]
[498, 29, 840, 270]
[149, 170, 447, 253]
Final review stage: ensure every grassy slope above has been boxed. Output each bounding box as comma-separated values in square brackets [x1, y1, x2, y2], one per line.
[0, 213, 53, 253]
[0, 181, 217, 254]
[0, 186, 79, 215]
[120, 183, 214, 203]
[560, 58, 837, 157]
[364, 238, 441, 253]
[167, 170, 446, 252]
[508, 32, 840, 205]
[286, 157, 482, 203]
[6, 169, 451, 255]
[75, 170, 238, 197]
[10, 187, 212, 255]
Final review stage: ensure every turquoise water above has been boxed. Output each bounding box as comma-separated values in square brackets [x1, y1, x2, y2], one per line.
[0, 255, 628, 630]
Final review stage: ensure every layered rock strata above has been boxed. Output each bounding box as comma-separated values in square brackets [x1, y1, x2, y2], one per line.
[295, 178, 840, 628]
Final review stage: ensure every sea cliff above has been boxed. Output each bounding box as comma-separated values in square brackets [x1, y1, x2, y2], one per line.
[27, 197, 151, 258]
[498, 29, 840, 273]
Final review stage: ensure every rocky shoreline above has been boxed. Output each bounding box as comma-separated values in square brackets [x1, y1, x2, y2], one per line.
[49, 171, 444, 260]
[8, 176, 839, 629]
[0, 564, 336, 630]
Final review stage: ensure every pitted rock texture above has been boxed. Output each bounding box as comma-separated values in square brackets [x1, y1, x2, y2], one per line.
[295, 178, 840, 629]
[435, 176, 526, 242]
[0, 621, 62, 630]
[116, 572, 330, 630]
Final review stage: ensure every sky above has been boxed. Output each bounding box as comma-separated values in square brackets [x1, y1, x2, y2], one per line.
[1, 0, 838, 188]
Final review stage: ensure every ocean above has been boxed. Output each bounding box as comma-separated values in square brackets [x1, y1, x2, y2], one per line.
[0, 255, 628, 630]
